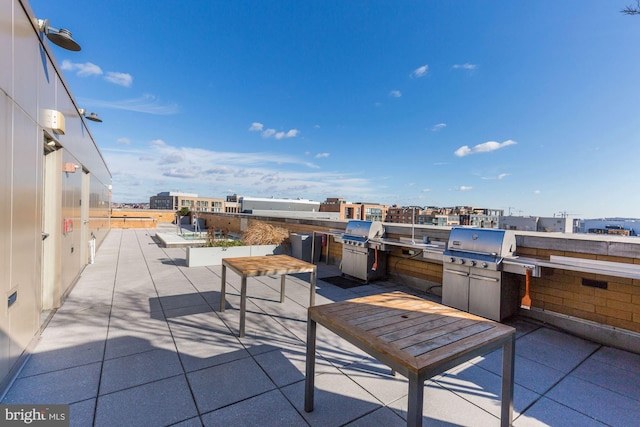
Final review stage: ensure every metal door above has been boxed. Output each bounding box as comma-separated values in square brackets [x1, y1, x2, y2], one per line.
[468, 270, 502, 321]
[442, 263, 470, 311]
[341, 247, 367, 281]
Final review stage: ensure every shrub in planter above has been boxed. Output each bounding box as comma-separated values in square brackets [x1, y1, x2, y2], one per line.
[187, 222, 290, 267]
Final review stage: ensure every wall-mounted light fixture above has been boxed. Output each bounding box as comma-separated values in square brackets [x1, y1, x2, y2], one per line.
[78, 109, 103, 123]
[63, 162, 80, 173]
[37, 19, 81, 51]
[43, 109, 65, 134]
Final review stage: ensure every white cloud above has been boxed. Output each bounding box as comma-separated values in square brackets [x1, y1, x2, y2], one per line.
[249, 122, 264, 131]
[276, 129, 299, 139]
[454, 140, 517, 157]
[456, 186, 473, 191]
[533, 190, 541, 195]
[104, 72, 133, 87]
[452, 63, 477, 70]
[262, 129, 276, 138]
[315, 152, 330, 159]
[78, 94, 178, 115]
[61, 60, 134, 87]
[411, 65, 429, 78]
[258, 127, 299, 140]
[163, 169, 197, 179]
[116, 137, 131, 145]
[482, 173, 511, 180]
[422, 188, 431, 193]
[389, 90, 402, 98]
[454, 146, 472, 157]
[204, 166, 233, 175]
[150, 139, 166, 147]
[102, 140, 389, 203]
[159, 151, 185, 164]
[61, 60, 103, 77]
[431, 123, 447, 132]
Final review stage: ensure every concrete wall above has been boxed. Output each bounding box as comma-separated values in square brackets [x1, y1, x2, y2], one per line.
[240, 197, 320, 212]
[0, 0, 111, 393]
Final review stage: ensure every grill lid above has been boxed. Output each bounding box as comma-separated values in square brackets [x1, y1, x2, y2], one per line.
[343, 220, 385, 241]
[444, 227, 516, 259]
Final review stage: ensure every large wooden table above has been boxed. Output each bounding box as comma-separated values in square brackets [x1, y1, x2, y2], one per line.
[220, 255, 317, 337]
[304, 291, 515, 427]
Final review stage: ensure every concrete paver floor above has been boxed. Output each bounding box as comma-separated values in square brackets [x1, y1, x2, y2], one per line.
[2, 228, 639, 426]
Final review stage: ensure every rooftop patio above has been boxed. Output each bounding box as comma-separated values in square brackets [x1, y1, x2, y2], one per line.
[2, 227, 639, 426]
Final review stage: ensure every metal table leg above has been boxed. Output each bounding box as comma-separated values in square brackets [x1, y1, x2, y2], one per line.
[220, 264, 227, 312]
[501, 333, 515, 427]
[407, 371, 424, 427]
[280, 275, 286, 303]
[239, 276, 247, 337]
[304, 314, 317, 412]
[310, 269, 316, 307]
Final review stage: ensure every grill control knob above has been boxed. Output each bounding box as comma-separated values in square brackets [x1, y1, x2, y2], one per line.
[449, 257, 455, 263]
[482, 262, 488, 268]
[459, 259, 466, 265]
[470, 260, 477, 267]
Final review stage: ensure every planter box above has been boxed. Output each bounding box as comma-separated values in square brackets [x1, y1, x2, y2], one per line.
[186, 244, 286, 267]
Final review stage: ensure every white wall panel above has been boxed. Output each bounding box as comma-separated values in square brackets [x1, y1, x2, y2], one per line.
[12, 4, 38, 117]
[0, 1, 12, 96]
[0, 90, 12, 386]
[9, 107, 39, 359]
[1, 0, 112, 393]
[60, 151, 82, 297]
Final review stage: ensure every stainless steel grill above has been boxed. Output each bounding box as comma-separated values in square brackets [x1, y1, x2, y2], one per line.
[443, 227, 516, 271]
[442, 227, 519, 321]
[341, 220, 387, 282]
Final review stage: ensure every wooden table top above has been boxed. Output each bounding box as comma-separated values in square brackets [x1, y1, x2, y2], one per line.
[309, 291, 515, 373]
[222, 254, 316, 277]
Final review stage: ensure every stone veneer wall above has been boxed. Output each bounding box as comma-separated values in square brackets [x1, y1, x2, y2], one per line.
[112, 209, 177, 224]
[110, 217, 157, 229]
[515, 234, 640, 334]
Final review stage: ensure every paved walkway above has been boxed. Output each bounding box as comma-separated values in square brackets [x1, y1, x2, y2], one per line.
[2, 228, 639, 426]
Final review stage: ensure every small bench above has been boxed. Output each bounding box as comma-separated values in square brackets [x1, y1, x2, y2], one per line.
[304, 291, 515, 426]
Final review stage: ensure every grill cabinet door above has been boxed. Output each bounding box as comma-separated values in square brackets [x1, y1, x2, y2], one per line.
[468, 270, 502, 321]
[342, 247, 367, 281]
[442, 264, 470, 311]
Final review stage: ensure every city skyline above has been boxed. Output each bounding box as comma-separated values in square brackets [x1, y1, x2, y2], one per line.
[32, 1, 640, 218]
[120, 193, 640, 221]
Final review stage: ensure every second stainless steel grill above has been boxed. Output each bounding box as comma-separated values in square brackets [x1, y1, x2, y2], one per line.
[341, 220, 387, 282]
[442, 227, 519, 321]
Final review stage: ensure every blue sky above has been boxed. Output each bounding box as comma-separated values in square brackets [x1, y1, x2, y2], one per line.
[32, 1, 640, 218]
